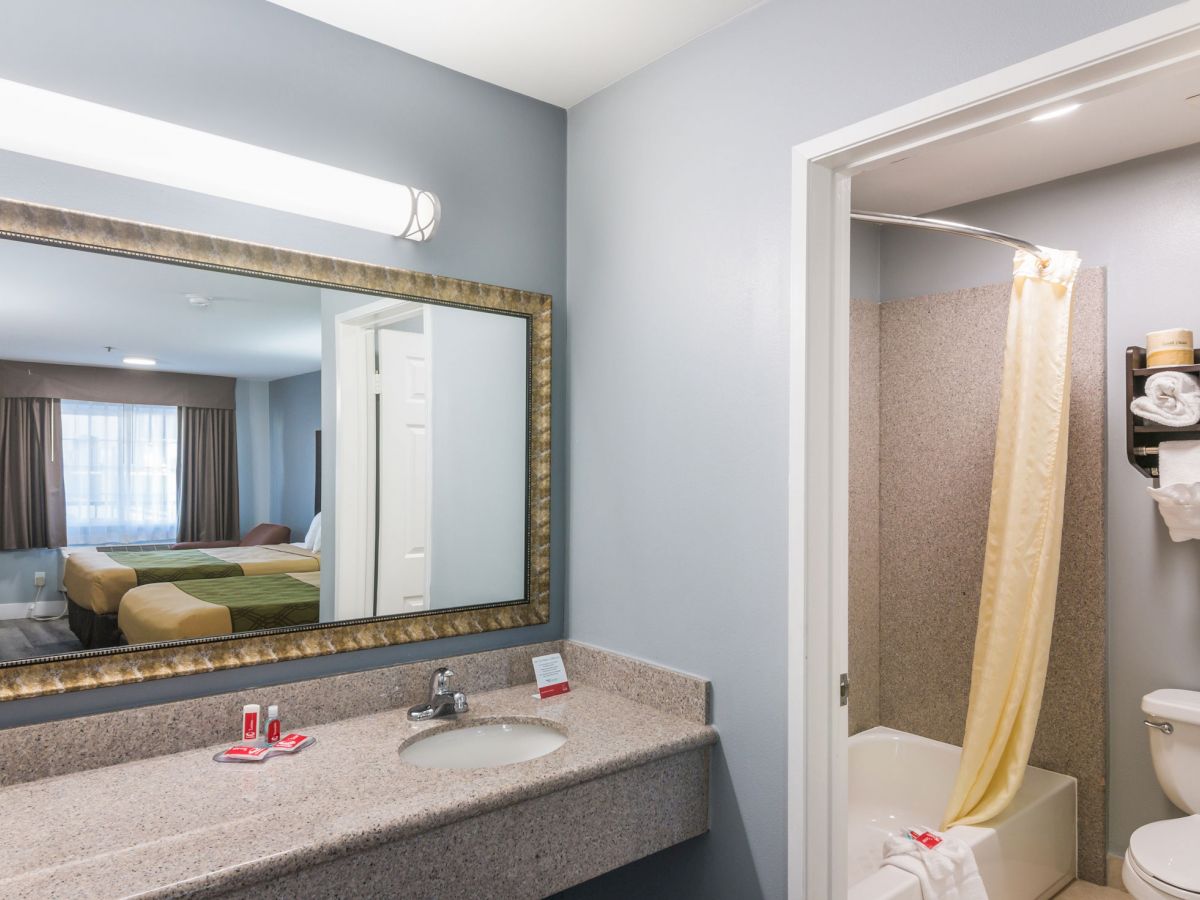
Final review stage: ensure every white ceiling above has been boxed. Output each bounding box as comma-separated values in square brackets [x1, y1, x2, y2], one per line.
[0, 239, 322, 381]
[267, 0, 763, 108]
[853, 58, 1200, 215]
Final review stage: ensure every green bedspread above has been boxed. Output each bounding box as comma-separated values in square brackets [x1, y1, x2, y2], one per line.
[176, 574, 319, 632]
[106, 549, 242, 585]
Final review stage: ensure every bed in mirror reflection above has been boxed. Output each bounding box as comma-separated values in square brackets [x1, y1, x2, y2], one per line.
[0, 235, 531, 664]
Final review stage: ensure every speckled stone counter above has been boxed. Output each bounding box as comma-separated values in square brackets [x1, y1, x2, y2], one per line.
[0, 672, 716, 899]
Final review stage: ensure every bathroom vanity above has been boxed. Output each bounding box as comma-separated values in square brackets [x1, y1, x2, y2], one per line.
[0, 642, 714, 898]
[0, 200, 714, 898]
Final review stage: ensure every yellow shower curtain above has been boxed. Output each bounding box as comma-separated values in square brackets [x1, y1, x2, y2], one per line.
[942, 247, 1081, 829]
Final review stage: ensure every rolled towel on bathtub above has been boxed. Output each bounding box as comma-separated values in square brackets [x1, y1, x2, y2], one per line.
[1131, 371, 1200, 427]
[882, 828, 988, 900]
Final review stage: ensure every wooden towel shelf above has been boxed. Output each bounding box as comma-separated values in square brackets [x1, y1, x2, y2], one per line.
[1126, 345, 1200, 479]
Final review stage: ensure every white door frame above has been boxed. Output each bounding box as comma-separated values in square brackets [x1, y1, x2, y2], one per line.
[788, 5, 1200, 896]
[333, 298, 426, 620]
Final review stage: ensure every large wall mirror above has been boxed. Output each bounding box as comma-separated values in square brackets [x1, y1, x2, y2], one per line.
[0, 199, 550, 701]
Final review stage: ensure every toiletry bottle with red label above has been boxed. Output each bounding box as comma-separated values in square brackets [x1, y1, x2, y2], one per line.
[264, 704, 281, 744]
[242, 704, 260, 742]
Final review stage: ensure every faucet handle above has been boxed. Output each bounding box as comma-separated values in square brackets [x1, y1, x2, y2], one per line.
[430, 667, 454, 696]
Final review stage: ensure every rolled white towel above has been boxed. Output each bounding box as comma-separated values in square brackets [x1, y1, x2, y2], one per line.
[882, 828, 988, 900]
[1131, 371, 1200, 427]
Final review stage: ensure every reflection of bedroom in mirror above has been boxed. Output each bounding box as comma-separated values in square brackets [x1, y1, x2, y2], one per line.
[0, 236, 530, 664]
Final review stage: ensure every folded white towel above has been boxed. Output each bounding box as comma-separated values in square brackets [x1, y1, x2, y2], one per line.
[1159, 440, 1200, 486]
[1148, 482, 1200, 542]
[1131, 371, 1200, 427]
[882, 828, 988, 900]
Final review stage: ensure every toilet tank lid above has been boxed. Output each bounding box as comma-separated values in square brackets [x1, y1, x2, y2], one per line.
[1143, 689, 1200, 724]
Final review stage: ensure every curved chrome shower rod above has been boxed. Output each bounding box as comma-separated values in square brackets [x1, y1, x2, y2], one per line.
[850, 209, 1047, 261]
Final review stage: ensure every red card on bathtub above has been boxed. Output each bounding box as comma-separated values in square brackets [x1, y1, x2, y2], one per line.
[910, 830, 943, 849]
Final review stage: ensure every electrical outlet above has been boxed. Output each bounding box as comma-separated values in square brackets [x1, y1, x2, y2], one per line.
[33, 571, 46, 587]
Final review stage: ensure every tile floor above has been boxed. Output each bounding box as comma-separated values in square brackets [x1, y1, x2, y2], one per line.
[1055, 880, 1128, 898]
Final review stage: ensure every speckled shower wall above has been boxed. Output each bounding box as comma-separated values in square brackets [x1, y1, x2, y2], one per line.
[849, 270, 1107, 882]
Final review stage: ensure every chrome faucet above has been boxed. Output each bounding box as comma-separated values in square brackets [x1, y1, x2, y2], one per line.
[408, 667, 468, 720]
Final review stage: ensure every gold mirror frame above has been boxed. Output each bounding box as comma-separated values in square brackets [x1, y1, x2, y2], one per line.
[0, 198, 551, 702]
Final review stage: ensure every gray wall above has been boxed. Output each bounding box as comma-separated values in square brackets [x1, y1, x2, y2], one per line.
[427, 306, 527, 608]
[850, 221, 882, 303]
[0, 0, 565, 728]
[268, 370, 321, 542]
[876, 143, 1200, 856]
[564, 1, 1175, 896]
[234, 379, 271, 537]
[0, 549, 61, 612]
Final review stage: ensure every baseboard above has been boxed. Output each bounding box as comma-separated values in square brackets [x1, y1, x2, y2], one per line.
[1108, 852, 1128, 891]
[0, 603, 30, 621]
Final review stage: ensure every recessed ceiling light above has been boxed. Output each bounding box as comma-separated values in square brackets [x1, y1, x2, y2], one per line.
[123, 356, 157, 367]
[1030, 103, 1081, 122]
[186, 294, 212, 309]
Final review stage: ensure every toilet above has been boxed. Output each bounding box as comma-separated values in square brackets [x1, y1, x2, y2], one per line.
[1123, 689, 1200, 899]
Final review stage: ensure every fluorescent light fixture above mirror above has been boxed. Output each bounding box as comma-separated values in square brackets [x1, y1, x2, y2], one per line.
[122, 357, 157, 367]
[0, 79, 440, 240]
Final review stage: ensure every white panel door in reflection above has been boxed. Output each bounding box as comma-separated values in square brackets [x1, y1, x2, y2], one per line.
[376, 319, 431, 614]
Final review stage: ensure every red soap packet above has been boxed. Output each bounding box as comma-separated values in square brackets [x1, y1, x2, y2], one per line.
[271, 733, 313, 753]
[214, 734, 315, 763]
[219, 745, 272, 762]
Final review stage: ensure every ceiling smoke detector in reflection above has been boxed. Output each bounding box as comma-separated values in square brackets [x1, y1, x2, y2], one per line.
[122, 356, 157, 367]
[186, 294, 212, 309]
[1030, 103, 1081, 122]
[0, 78, 441, 241]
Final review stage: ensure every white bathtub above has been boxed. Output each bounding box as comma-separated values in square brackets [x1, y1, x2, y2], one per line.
[849, 727, 1076, 900]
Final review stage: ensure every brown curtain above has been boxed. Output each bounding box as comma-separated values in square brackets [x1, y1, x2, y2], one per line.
[0, 398, 67, 550]
[177, 407, 240, 543]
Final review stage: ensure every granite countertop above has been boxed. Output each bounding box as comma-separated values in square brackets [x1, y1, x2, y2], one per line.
[0, 683, 717, 899]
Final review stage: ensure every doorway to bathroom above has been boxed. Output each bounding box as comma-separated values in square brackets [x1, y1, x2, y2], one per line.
[788, 6, 1200, 897]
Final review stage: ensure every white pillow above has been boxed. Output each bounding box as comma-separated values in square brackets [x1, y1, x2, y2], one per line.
[303, 512, 322, 552]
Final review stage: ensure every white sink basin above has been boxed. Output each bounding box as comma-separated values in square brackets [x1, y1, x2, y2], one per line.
[399, 721, 566, 769]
